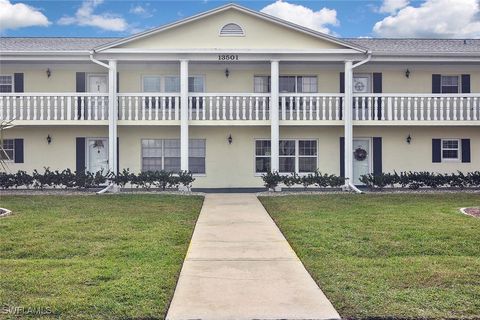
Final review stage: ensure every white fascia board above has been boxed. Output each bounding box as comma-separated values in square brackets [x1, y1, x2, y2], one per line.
[93, 4, 367, 53]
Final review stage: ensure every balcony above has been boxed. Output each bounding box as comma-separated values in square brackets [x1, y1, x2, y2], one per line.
[0, 93, 479, 125]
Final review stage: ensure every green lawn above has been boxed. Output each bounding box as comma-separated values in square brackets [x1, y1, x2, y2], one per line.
[260, 194, 480, 319]
[0, 195, 203, 319]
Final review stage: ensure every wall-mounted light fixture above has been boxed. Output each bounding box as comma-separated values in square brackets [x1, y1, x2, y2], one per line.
[227, 134, 233, 144]
[46, 68, 51, 78]
[225, 68, 230, 78]
[405, 69, 410, 78]
[46, 134, 52, 144]
[406, 134, 412, 144]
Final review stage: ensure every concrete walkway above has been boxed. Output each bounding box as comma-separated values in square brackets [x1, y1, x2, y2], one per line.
[166, 194, 340, 320]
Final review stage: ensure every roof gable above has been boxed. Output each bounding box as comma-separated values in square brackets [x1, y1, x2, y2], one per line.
[96, 4, 365, 52]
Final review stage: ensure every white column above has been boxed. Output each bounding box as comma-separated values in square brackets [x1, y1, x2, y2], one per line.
[270, 60, 280, 172]
[180, 60, 189, 172]
[108, 60, 118, 175]
[344, 60, 353, 186]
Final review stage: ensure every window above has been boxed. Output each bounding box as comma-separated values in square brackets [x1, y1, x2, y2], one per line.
[441, 75, 460, 93]
[142, 139, 205, 174]
[254, 76, 270, 93]
[0, 75, 13, 93]
[143, 76, 161, 92]
[255, 140, 271, 173]
[299, 140, 317, 172]
[255, 139, 317, 174]
[279, 140, 295, 172]
[219, 23, 244, 36]
[441, 139, 460, 161]
[297, 76, 317, 93]
[164, 76, 180, 93]
[253, 75, 318, 93]
[0, 139, 14, 161]
[142, 76, 204, 93]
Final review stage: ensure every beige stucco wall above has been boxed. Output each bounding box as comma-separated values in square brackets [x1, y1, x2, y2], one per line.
[3, 125, 479, 188]
[2, 62, 479, 94]
[117, 9, 345, 50]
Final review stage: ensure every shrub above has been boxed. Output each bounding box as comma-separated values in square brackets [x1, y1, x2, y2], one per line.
[359, 171, 480, 190]
[262, 171, 283, 190]
[178, 171, 195, 191]
[113, 169, 135, 188]
[0, 172, 15, 189]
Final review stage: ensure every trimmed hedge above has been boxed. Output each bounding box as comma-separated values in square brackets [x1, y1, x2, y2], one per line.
[262, 171, 345, 190]
[0, 168, 195, 190]
[360, 171, 480, 190]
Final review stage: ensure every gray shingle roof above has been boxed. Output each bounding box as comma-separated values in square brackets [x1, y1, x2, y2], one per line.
[1, 37, 480, 55]
[345, 38, 480, 54]
[0, 37, 117, 51]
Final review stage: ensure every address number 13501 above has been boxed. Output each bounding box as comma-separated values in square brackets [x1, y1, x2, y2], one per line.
[218, 54, 239, 61]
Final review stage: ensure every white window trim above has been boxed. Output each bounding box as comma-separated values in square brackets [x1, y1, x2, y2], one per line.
[440, 75, 461, 94]
[441, 138, 461, 162]
[218, 23, 246, 37]
[0, 74, 14, 93]
[254, 138, 318, 176]
[0, 138, 15, 162]
[141, 138, 206, 176]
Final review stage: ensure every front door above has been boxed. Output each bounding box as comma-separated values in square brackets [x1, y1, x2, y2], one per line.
[87, 138, 109, 173]
[88, 75, 108, 93]
[352, 138, 371, 185]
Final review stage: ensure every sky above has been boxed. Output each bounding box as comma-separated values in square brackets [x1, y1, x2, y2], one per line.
[1, 0, 480, 39]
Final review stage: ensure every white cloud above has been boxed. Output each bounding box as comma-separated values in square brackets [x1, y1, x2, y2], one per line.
[260, 0, 339, 35]
[0, 0, 50, 31]
[58, 0, 128, 32]
[378, 0, 410, 14]
[374, 0, 480, 38]
[129, 4, 153, 18]
[130, 5, 146, 15]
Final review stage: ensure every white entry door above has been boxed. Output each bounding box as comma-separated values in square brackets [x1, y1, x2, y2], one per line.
[352, 138, 371, 185]
[87, 138, 109, 173]
[88, 75, 108, 93]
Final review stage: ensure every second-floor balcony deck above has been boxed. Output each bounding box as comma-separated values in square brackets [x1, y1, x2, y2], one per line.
[1, 92, 479, 125]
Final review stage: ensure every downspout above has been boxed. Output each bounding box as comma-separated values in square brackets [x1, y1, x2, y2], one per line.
[89, 50, 111, 69]
[345, 51, 372, 194]
[90, 50, 118, 194]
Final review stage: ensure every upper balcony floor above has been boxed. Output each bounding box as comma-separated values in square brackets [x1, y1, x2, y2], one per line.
[1, 61, 479, 126]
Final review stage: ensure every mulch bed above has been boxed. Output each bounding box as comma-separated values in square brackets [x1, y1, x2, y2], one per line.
[462, 207, 480, 218]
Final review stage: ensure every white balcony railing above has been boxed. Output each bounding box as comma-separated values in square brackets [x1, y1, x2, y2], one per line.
[188, 93, 270, 120]
[0, 93, 109, 121]
[353, 94, 480, 121]
[279, 93, 343, 121]
[117, 93, 181, 121]
[1, 93, 479, 123]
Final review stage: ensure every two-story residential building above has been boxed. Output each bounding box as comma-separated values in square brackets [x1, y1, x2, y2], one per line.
[1, 4, 479, 190]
